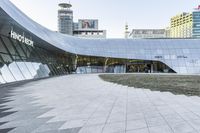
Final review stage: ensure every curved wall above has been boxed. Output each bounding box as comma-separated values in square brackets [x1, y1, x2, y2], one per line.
[1, 0, 200, 74]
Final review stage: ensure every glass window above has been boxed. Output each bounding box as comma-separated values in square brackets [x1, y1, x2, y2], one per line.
[1, 64, 16, 83]
[32, 62, 45, 78]
[0, 74, 6, 84]
[50, 64, 59, 75]
[0, 54, 12, 64]
[0, 57, 6, 84]
[0, 38, 8, 53]
[40, 64, 50, 77]
[20, 43, 28, 54]
[43, 64, 50, 74]
[25, 62, 37, 78]
[26, 46, 40, 60]
[48, 64, 57, 75]
[43, 64, 50, 76]
[16, 62, 33, 80]
[1, 36, 16, 55]
[12, 55, 21, 62]
[11, 40, 26, 57]
[8, 62, 25, 81]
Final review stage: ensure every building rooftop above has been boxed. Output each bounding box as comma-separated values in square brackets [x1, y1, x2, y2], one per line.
[59, 3, 72, 8]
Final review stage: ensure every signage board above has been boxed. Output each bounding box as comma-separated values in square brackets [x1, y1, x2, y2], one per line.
[78, 19, 98, 30]
[10, 30, 34, 47]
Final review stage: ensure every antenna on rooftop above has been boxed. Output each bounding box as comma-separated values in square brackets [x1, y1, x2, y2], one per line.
[125, 22, 130, 39]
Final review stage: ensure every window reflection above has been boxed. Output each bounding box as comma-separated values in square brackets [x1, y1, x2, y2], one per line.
[5, 27, 200, 79]
[0, 62, 6, 84]
[16, 62, 33, 80]
[8, 62, 25, 81]
[25, 62, 37, 78]
[1, 64, 16, 82]
[32, 63, 51, 78]
[0, 34, 72, 84]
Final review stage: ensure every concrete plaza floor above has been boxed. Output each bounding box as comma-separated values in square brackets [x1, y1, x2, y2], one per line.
[0, 74, 200, 133]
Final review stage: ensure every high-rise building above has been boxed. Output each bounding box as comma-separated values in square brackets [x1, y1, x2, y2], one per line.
[58, 3, 106, 38]
[192, 11, 200, 38]
[170, 12, 192, 38]
[129, 29, 166, 39]
[58, 3, 73, 35]
[170, 10, 200, 38]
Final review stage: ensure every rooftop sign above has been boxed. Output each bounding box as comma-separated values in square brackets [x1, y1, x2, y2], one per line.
[194, 5, 200, 10]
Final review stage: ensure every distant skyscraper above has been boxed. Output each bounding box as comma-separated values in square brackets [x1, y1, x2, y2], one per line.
[58, 3, 106, 38]
[58, 3, 73, 35]
[170, 6, 200, 39]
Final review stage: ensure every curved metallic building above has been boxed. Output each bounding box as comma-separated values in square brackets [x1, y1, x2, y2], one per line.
[0, 0, 200, 84]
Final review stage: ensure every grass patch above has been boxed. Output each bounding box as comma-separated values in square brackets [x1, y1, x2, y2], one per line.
[99, 74, 200, 96]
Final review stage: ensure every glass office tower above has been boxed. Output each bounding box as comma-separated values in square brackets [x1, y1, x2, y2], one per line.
[192, 11, 200, 38]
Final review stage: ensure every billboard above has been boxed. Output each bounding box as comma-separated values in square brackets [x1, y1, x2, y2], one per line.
[78, 19, 98, 30]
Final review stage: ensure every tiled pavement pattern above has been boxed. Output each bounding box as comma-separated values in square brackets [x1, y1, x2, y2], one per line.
[0, 74, 200, 133]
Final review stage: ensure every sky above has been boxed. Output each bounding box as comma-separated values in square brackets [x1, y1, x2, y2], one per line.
[10, 0, 200, 38]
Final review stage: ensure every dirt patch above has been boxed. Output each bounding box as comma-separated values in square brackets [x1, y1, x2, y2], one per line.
[99, 74, 200, 96]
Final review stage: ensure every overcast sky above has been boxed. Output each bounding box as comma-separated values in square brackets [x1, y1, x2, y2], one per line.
[10, 0, 199, 38]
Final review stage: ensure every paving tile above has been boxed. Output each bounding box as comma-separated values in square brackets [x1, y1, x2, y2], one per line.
[86, 117, 107, 126]
[188, 119, 200, 131]
[148, 125, 173, 133]
[143, 111, 161, 119]
[102, 122, 126, 133]
[59, 119, 87, 129]
[126, 128, 149, 133]
[170, 122, 196, 133]
[127, 113, 144, 121]
[32, 121, 65, 133]
[0, 75, 200, 133]
[38, 128, 82, 133]
[126, 119, 147, 131]
[61, 127, 82, 133]
[164, 114, 185, 124]
[107, 113, 126, 123]
[79, 125, 104, 133]
[146, 116, 167, 127]
[179, 112, 200, 121]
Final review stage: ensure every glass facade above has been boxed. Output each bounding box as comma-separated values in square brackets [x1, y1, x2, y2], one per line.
[193, 11, 200, 38]
[76, 56, 174, 74]
[0, 33, 74, 84]
[1, 0, 200, 86]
